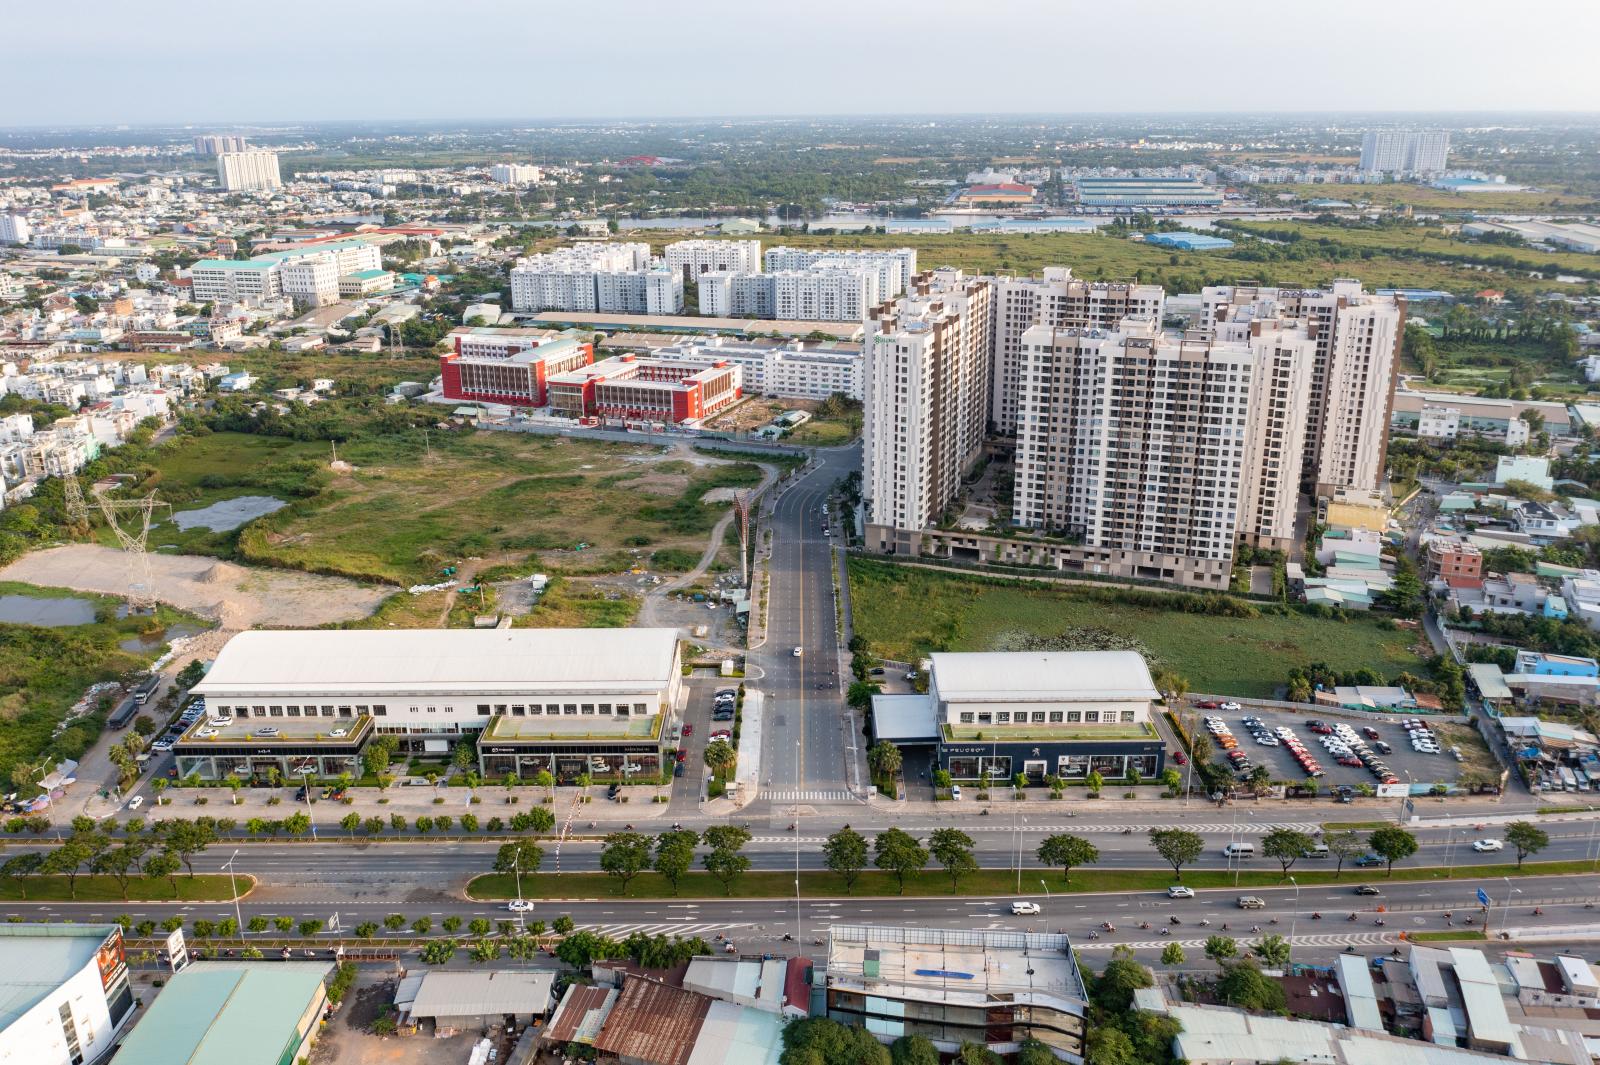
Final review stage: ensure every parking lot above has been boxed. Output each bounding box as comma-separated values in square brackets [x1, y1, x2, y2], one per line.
[1192, 702, 1470, 794]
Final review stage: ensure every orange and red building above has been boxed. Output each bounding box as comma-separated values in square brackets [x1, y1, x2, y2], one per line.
[547, 354, 740, 425]
[438, 328, 593, 407]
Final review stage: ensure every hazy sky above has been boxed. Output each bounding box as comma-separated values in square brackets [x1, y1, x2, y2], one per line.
[5, 0, 1598, 126]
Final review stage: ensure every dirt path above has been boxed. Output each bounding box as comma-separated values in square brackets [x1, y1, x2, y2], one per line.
[0, 544, 393, 629]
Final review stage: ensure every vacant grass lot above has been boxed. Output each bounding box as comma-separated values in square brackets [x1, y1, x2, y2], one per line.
[142, 432, 766, 585]
[1258, 182, 1599, 214]
[1225, 220, 1600, 281]
[0, 581, 206, 787]
[847, 560, 1426, 697]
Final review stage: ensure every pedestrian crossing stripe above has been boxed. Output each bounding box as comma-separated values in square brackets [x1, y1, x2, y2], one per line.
[1075, 931, 1392, 950]
[765, 790, 859, 803]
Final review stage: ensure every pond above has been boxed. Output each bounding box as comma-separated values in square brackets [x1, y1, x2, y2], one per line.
[0, 594, 98, 627]
[118, 622, 208, 654]
[172, 495, 287, 532]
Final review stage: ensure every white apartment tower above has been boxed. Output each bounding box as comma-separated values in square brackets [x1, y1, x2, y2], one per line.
[772, 266, 880, 322]
[194, 134, 248, 155]
[508, 243, 662, 313]
[989, 267, 1165, 433]
[765, 246, 917, 299]
[216, 150, 282, 192]
[1200, 280, 1403, 496]
[1359, 131, 1451, 174]
[278, 253, 340, 308]
[696, 271, 776, 318]
[490, 163, 542, 185]
[1011, 318, 1316, 585]
[0, 213, 30, 245]
[863, 269, 993, 550]
[664, 239, 761, 283]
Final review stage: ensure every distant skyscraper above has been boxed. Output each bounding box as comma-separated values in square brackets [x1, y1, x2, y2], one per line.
[216, 150, 282, 192]
[194, 134, 248, 156]
[489, 163, 542, 185]
[0, 213, 31, 245]
[1359, 131, 1450, 174]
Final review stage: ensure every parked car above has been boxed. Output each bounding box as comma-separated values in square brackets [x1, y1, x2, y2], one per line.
[1362, 726, 1381, 740]
[1172, 751, 1188, 766]
[681, 723, 693, 736]
[950, 785, 962, 801]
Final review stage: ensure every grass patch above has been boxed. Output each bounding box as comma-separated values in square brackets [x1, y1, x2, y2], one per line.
[847, 559, 1426, 697]
[0, 582, 208, 787]
[516, 577, 639, 628]
[141, 431, 766, 585]
[468, 858, 1597, 900]
[649, 547, 702, 573]
[1407, 930, 1487, 943]
[787, 415, 861, 447]
[0, 874, 245, 902]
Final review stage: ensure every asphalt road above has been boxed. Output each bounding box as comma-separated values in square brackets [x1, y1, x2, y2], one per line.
[756, 447, 863, 801]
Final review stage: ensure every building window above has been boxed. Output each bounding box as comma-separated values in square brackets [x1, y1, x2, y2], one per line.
[977, 712, 992, 725]
[581, 704, 595, 715]
[1048, 711, 1063, 723]
[373, 705, 387, 716]
[1032, 712, 1046, 724]
[959, 712, 975, 724]
[996, 712, 1010, 723]
[285, 707, 300, 717]
[599, 703, 612, 715]
[1121, 710, 1136, 723]
[508, 705, 522, 716]
[1084, 711, 1099, 723]
[564, 704, 577, 715]
[325, 707, 338, 717]
[521, 706, 535, 715]
[632, 703, 647, 715]
[1066, 711, 1081, 723]
[267, 706, 282, 717]
[427, 706, 437, 714]
[477, 704, 491, 714]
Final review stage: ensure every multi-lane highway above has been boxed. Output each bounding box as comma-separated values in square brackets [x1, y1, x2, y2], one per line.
[756, 446, 863, 804]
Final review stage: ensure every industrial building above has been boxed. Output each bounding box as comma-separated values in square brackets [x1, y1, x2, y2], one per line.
[438, 329, 594, 407]
[1141, 231, 1234, 251]
[544, 972, 789, 1065]
[393, 970, 556, 1034]
[181, 628, 683, 780]
[1072, 176, 1221, 208]
[825, 925, 1087, 1062]
[1463, 219, 1600, 255]
[112, 962, 330, 1065]
[546, 354, 740, 425]
[0, 924, 135, 1065]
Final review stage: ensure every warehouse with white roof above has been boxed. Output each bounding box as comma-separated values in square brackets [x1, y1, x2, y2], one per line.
[179, 628, 683, 782]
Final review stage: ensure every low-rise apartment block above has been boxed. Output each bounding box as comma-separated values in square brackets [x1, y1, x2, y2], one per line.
[652, 336, 863, 401]
[663, 238, 761, 281]
[509, 244, 681, 314]
[763, 245, 917, 298]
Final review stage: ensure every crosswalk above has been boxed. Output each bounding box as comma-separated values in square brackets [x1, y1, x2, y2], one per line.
[765, 790, 860, 804]
[577, 921, 749, 939]
[1061, 821, 1323, 835]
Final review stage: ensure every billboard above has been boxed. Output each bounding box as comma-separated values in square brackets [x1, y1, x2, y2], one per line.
[96, 929, 127, 991]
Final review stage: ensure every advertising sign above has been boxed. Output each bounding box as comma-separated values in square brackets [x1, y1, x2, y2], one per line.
[96, 930, 128, 991]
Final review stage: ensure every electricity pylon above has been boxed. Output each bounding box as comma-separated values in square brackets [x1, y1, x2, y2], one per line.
[91, 484, 169, 611]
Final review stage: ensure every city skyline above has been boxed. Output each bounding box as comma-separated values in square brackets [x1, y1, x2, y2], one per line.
[2, 0, 1597, 125]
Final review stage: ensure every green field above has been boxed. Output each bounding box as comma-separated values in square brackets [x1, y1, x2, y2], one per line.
[847, 559, 1427, 697]
[141, 431, 768, 585]
[0, 581, 206, 786]
[0, 874, 242, 902]
[1258, 182, 1599, 214]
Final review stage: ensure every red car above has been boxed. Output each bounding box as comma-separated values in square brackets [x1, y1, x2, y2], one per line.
[1362, 726, 1381, 740]
[1308, 724, 1333, 734]
[681, 723, 693, 736]
[1194, 700, 1222, 710]
[1172, 751, 1188, 766]
[710, 730, 731, 741]
[674, 749, 687, 763]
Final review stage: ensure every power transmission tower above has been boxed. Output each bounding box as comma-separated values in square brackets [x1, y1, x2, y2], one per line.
[733, 492, 751, 587]
[62, 474, 89, 526]
[91, 485, 170, 612]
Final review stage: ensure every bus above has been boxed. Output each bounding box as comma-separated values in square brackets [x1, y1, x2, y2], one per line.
[107, 695, 140, 729]
[132, 674, 161, 704]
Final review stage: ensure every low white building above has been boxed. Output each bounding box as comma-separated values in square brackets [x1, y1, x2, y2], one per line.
[653, 336, 863, 401]
[0, 924, 136, 1065]
[1418, 403, 1460, 440]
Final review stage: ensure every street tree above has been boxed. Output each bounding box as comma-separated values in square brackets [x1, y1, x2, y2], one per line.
[1261, 828, 1315, 880]
[0, 852, 43, 898]
[867, 741, 902, 781]
[1147, 828, 1204, 881]
[493, 839, 544, 893]
[928, 828, 977, 889]
[873, 828, 929, 894]
[142, 850, 181, 898]
[1161, 942, 1186, 966]
[703, 740, 736, 783]
[600, 832, 652, 895]
[1203, 935, 1238, 966]
[1368, 825, 1419, 877]
[1324, 829, 1366, 880]
[1251, 933, 1292, 968]
[164, 819, 216, 878]
[652, 829, 698, 896]
[1036, 834, 1098, 884]
[1504, 821, 1550, 869]
[823, 826, 869, 893]
[42, 837, 92, 898]
[701, 825, 752, 895]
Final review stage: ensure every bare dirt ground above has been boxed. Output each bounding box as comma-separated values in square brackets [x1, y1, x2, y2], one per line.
[0, 544, 392, 631]
[311, 972, 485, 1065]
[704, 395, 820, 434]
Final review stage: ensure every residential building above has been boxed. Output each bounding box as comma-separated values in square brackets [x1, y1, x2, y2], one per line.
[277, 252, 340, 308]
[508, 244, 668, 313]
[653, 336, 863, 401]
[182, 627, 683, 779]
[111, 962, 329, 1065]
[1515, 651, 1598, 678]
[253, 238, 382, 277]
[438, 330, 593, 407]
[1419, 403, 1461, 439]
[1427, 539, 1483, 584]
[763, 246, 917, 298]
[695, 270, 775, 318]
[862, 269, 993, 550]
[215, 150, 283, 192]
[193, 134, 248, 155]
[188, 258, 281, 303]
[338, 268, 394, 297]
[489, 163, 542, 185]
[988, 268, 1165, 433]
[0, 213, 30, 245]
[1495, 455, 1554, 490]
[771, 265, 879, 321]
[546, 354, 740, 424]
[0, 924, 135, 1065]
[663, 238, 761, 282]
[1200, 280, 1404, 496]
[1505, 417, 1531, 448]
[826, 925, 1087, 1062]
[1360, 130, 1451, 174]
[1012, 317, 1316, 582]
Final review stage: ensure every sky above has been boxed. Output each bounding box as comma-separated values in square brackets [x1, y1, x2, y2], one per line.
[4, 0, 1599, 126]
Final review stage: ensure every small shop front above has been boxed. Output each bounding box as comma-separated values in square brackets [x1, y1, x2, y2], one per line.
[939, 738, 1165, 784]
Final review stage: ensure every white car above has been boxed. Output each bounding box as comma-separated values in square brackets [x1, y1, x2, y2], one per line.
[792, 647, 803, 657]
[330, 728, 347, 738]
[1254, 735, 1279, 746]
[1167, 885, 1195, 899]
[507, 899, 535, 912]
[950, 785, 962, 801]
[1274, 727, 1295, 739]
[125, 795, 144, 811]
[1011, 901, 1042, 916]
[1219, 701, 1243, 712]
[195, 728, 219, 738]
[1472, 839, 1504, 852]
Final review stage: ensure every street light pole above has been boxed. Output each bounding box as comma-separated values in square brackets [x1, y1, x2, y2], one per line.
[1288, 876, 1298, 956]
[1014, 813, 1027, 894]
[1040, 879, 1051, 902]
[223, 850, 243, 937]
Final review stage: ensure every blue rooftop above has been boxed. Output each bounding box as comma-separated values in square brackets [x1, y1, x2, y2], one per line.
[1142, 231, 1235, 251]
